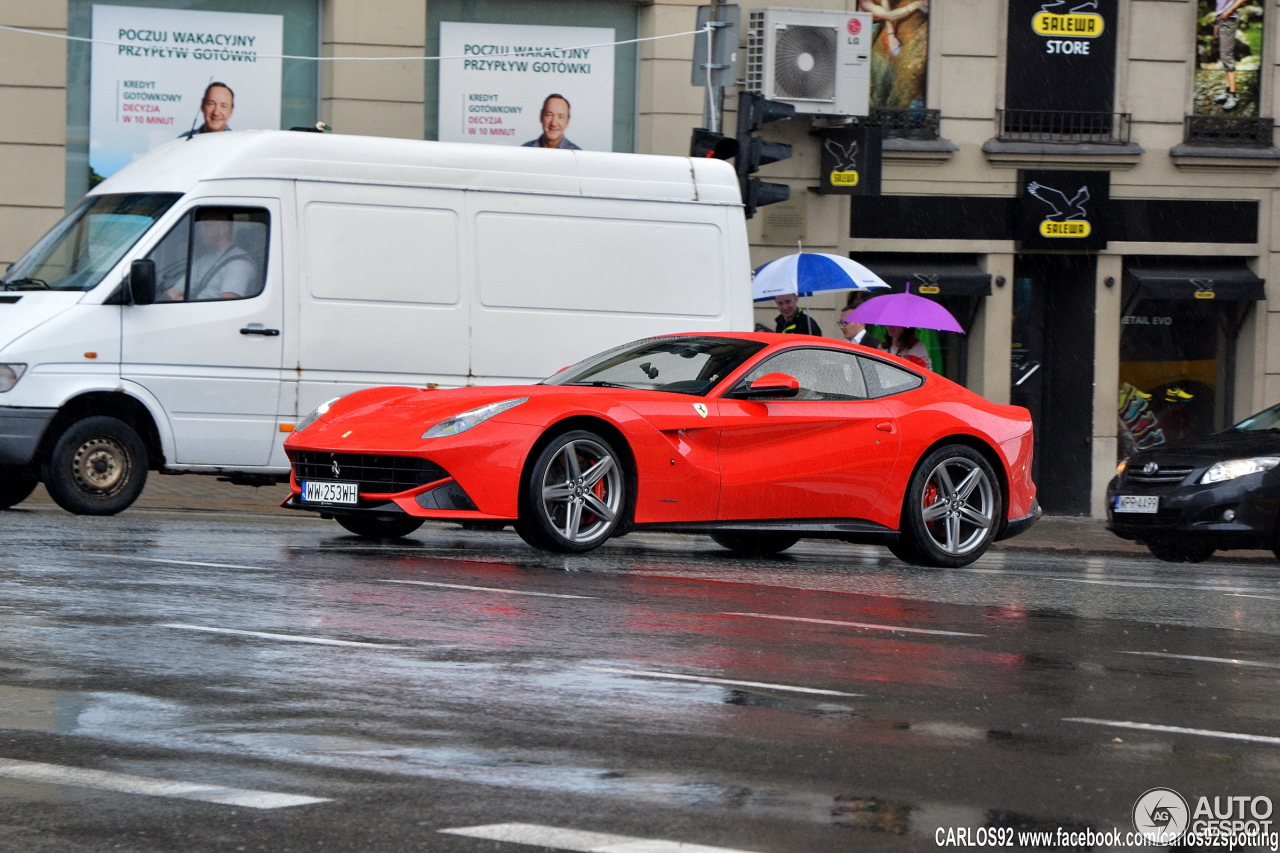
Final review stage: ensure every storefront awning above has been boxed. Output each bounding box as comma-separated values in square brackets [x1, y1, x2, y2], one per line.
[1124, 260, 1265, 301]
[858, 258, 992, 296]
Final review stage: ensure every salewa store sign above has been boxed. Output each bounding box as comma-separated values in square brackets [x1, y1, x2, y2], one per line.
[1018, 170, 1109, 249]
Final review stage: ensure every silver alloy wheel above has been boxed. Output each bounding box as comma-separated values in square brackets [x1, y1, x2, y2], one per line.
[71, 436, 131, 497]
[917, 455, 996, 556]
[536, 437, 622, 545]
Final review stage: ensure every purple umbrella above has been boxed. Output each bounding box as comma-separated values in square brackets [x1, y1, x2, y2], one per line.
[845, 287, 965, 333]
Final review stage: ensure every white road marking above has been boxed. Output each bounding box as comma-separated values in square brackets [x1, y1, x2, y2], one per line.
[161, 623, 408, 649]
[588, 667, 861, 698]
[0, 757, 328, 809]
[1122, 651, 1280, 670]
[440, 822, 756, 852]
[1224, 592, 1280, 602]
[1065, 718, 1280, 746]
[88, 554, 275, 571]
[378, 579, 594, 599]
[721, 611, 984, 638]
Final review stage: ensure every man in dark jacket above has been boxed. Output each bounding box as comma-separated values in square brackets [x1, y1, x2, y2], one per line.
[773, 293, 822, 335]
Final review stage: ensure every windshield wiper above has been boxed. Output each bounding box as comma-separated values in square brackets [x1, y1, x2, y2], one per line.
[565, 381, 635, 389]
[1, 278, 50, 291]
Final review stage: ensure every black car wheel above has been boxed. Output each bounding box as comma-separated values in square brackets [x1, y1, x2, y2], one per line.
[895, 445, 1002, 568]
[0, 465, 38, 509]
[516, 430, 626, 553]
[711, 532, 800, 556]
[1146, 539, 1215, 563]
[43, 416, 148, 515]
[335, 513, 425, 539]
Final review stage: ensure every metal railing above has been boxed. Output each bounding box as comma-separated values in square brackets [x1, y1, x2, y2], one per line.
[1183, 114, 1275, 147]
[863, 107, 941, 141]
[997, 109, 1132, 144]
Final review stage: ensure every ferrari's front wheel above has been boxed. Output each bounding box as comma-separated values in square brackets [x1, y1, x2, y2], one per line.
[1146, 540, 1214, 563]
[895, 445, 1001, 568]
[335, 513, 425, 539]
[516, 430, 626, 553]
[710, 532, 800, 556]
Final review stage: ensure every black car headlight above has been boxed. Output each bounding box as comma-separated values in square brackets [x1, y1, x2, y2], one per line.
[1199, 456, 1280, 484]
[422, 397, 528, 439]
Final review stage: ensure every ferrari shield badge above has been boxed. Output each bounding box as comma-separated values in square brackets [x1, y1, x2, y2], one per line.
[693, 403, 708, 419]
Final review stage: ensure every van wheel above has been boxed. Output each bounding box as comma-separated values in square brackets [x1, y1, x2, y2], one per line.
[43, 416, 148, 515]
[0, 466, 38, 509]
[711, 532, 800, 556]
[895, 445, 1001, 568]
[516, 430, 626, 553]
[335, 514, 425, 539]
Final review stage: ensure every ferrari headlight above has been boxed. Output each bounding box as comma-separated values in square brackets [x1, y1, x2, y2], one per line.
[422, 397, 528, 439]
[296, 396, 340, 434]
[0, 364, 26, 393]
[1199, 456, 1280, 484]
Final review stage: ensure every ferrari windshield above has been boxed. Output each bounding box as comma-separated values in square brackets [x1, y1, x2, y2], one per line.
[2, 193, 181, 292]
[1232, 402, 1280, 431]
[545, 336, 767, 396]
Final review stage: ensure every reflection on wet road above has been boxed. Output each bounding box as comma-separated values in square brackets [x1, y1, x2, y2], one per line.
[1, 507, 1278, 852]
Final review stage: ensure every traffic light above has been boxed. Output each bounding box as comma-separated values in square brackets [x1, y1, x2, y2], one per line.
[690, 128, 738, 160]
[735, 91, 795, 218]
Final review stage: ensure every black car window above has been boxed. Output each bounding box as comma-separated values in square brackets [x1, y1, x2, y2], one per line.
[733, 348, 869, 401]
[859, 356, 924, 398]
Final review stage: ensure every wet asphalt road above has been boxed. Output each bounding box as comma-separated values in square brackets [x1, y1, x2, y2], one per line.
[1, 501, 1279, 853]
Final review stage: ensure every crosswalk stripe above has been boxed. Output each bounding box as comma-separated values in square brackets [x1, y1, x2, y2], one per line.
[440, 823, 756, 852]
[0, 758, 329, 809]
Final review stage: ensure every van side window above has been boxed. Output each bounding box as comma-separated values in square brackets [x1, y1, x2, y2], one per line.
[146, 206, 268, 302]
[734, 348, 869, 401]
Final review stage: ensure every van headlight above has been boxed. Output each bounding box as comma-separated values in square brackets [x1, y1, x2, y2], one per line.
[0, 364, 26, 393]
[422, 397, 528, 438]
[296, 397, 340, 433]
[1199, 456, 1280, 484]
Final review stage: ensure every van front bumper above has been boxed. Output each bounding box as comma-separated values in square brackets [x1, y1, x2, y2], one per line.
[0, 406, 57, 466]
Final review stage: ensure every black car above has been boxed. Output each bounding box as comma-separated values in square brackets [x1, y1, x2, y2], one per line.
[1107, 402, 1280, 563]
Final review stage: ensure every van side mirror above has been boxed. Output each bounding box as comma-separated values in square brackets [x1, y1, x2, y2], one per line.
[128, 259, 156, 305]
[732, 372, 800, 399]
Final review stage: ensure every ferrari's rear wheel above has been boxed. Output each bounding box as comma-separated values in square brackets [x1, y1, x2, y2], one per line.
[335, 513, 425, 539]
[896, 445, 1001, 568]
[1145, 540, 1214, 563]
[710, 532, 800, 556]
[516, 430, 626, 553]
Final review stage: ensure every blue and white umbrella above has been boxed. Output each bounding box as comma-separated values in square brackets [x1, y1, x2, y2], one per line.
[752, 251, 890, 301]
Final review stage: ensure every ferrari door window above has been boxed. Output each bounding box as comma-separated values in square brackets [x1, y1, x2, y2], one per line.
[145, 206, 269, 303]
[735, 349, 869, 401]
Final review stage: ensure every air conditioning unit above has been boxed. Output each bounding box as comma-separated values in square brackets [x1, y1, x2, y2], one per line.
[746, 7, 871, 117]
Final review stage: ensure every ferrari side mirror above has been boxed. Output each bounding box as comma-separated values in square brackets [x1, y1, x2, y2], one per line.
[733, 372, 800, 399]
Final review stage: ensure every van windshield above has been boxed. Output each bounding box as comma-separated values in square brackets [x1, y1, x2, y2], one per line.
[2, 193, 181, 292]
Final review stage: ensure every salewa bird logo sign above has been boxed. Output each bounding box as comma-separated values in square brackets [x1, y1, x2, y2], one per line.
[1027, 181, 1092, 238]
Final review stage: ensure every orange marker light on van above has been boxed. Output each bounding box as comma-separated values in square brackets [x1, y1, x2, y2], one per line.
[84, 352, 97, 359]
[280, 424, 295, 432]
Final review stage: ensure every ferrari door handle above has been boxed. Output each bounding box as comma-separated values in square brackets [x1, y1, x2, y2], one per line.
[876, 421, 895, 433]
[240, 327, 280, 336]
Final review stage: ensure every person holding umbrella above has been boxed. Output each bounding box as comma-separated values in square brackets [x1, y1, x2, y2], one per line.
[774, 293, 822, 335]
[881, 325, 931, 370]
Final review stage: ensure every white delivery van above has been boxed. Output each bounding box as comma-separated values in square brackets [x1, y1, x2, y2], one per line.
[0, 130, 751, 515]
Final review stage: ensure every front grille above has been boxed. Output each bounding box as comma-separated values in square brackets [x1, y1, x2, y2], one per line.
[293, 452, 447, 494]
[1126, 465, 1195, 486]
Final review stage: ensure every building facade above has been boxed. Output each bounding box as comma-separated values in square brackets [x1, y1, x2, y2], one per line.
[1, 0, 1276, 516]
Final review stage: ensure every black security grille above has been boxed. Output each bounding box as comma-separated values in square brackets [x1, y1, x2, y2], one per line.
[865, 107, 941, 141]
[292, 452, 448, 494]
[1125, 465, 1195, 487]
[998, 109, 1131, 144]
[1184, 115, 1275, 147]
